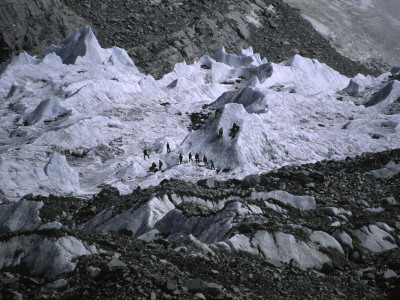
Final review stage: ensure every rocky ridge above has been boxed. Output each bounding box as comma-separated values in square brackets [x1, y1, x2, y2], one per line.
[1, 148, 400, 299]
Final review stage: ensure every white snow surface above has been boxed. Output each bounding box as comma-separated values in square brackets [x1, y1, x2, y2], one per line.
[1, 27, 400, 200]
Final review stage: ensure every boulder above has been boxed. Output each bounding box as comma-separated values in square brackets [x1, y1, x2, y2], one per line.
[197, 178, 215, 189]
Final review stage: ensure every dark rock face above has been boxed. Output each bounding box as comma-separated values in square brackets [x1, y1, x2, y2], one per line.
[0, 0, 85, 61]
[1, 0, 381, 79]
[61, 0, 379, 79]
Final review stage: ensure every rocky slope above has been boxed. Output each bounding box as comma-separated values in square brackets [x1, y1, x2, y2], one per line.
[1, 0, 381, 79]
[1, 148, 400, 299]
[62, 0, 379, 79]
[0, 0, 86, 62]
[282, 0, 399, 72]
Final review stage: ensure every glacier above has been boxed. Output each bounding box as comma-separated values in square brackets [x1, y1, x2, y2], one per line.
[1, 26, 399, 201]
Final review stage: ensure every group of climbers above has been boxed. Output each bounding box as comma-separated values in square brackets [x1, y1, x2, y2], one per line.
[149, 160, 163, 172]
[143, 148, 164, 172]
[215, 108, 240, 139]
[144, 108, 243, 173]
[179, 151, 214, 169]
[218, 125, 240, 140]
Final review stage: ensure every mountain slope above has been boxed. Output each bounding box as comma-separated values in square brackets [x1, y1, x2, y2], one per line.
[0, 20, 400, 300]
[0, 0, 86, 62]
[283, 0, 400, 71]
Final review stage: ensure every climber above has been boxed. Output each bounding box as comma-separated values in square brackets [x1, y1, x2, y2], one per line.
[195, 153, 199, 163]
[210, 159, 215, 170]
[149, 162, 157, 172]
[159, 160, 163, 171]
[231, 123, 240, 139]
[189, 152, 193, 162]
[218, 127, 223, 138]
[203, 155, 208, 165]
[179, 153, 183, 164]
[166, 142, 171, 153]
[143, 148, 150, 160]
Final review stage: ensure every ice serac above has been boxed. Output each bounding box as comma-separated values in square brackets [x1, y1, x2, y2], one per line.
[354, 225, 397, 252]
[390, 66, 400, 80]
[39, 26, 135, 67]
[0, 235, 94, 277]
[250, 230, 331, 268]
[214, 46, 266, 68]
[24, 98, 71, 125]
[342, 74, 373, 97]
[177, 103, 273, 172]
[251, 190, 316, 210]
[155, 201, 252, 243]
[226, 229, 345, 268]
[366, 81, 400, 114]
[212, 77, 268, 113]
[274, 54, 349, 92]
[33, 116, 120, 150]
[44, 152, 80, 194]
[94, 196, 175, 236]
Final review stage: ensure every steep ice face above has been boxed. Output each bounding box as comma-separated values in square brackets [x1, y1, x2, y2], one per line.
[1, 27, 400, 200]
[39, 26, 135, 67]
[176, 103, 273, 172]
[269, 54, 350, 93]
[214, 46, 267, 68]
[212, 77, 269, 114]
[24, 98, 71, 126]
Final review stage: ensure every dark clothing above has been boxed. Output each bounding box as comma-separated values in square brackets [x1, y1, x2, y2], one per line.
[215, 108, 220, 119]
[230, 123, 240, 139]
[210, 160, 215, 170]
[150, 162, 157, 172]
[189, 152, 193, 162]
[159, 160, 163, 170]
[195, 153, 199, 163]
[179, 154, 183, 164]
[166, 143, 171, 153]
[203, 155, 208, 165]
[143, 149, 150, 160]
